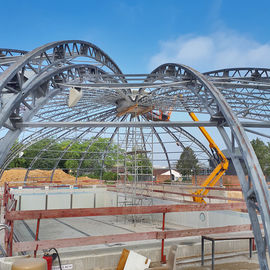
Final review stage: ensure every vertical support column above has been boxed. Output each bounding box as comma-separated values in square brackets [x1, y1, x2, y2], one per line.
[34, 218, 40, 257]
[249, 238, 252, 258]
[94, 192, 96, 208]
[4, 183, 11, 256]
[70, 185, 73, 209]
[161, 212, 166, 263]
[18, 195, 21, 211]
[3, 182, 8, 207]
[45, 186, 49, 210]
[201, 236, 204, 265]
[211, 240, 215, 270]
[8, 221, 14, 257]
[18, 186, 22, 211]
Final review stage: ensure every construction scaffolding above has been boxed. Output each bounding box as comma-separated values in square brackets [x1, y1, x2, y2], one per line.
[116, 115, 154, 223]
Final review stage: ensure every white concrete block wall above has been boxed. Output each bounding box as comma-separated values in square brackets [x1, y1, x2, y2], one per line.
[10, 186, 109, 210]
[150, 197, 252, 228]
[73, 192, 94, 208]
[48, 193, 71, 209]
[21, 193, 46, 210]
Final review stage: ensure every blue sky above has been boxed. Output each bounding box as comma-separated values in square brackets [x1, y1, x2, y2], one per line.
[2, 0, 270, 73]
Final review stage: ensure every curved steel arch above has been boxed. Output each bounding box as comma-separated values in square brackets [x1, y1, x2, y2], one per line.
[0, 40, 126, 130]
[0, 42, 132, 184]
[0, 40, 123, 90]
[18, 65, 121, 181]
[0, 63, 117, 171]
[150, 63, 270, 269]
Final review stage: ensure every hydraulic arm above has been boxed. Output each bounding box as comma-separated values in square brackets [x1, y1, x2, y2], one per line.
[189, 112, 229, 203]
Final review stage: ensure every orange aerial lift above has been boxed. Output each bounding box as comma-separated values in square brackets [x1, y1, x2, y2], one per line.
[145, 109, 173, 121]
[145, 97, 176, 121]
[189, 112, 229, 203]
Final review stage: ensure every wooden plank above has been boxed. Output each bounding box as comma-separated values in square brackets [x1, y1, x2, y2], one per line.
[160, 224, 253, 239]
[13, 224, 254, 252]
[118, 183, 243, 192]
[151, 189, 244, 202]
[116, 249, 130, 270]
[112, 187, 244, 202]
[6, 203, 246, 221]
[13, 231, 157, 252]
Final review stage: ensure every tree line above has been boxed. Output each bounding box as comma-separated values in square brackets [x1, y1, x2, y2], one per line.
[8, 138, 152, 180]
[175, 138, 270, 181]
[8, 137, 270, 181]
[250, 138, 270, 177]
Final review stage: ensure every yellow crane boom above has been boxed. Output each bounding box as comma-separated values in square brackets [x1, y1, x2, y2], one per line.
[189, 112, 229, 203]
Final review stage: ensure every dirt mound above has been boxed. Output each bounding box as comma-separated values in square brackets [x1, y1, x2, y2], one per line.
[1, 168, 102, 186]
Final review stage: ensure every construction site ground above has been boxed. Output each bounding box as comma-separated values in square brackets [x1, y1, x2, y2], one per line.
[0, 196, 264, 270]
[0, 213, 265, 270]
[0, 169, 265, 269]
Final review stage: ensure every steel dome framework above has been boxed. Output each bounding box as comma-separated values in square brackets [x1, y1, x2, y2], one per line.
[0, 41, 270, 268]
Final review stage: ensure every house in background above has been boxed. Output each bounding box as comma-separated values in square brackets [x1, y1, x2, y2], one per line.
[153, 168, 181, 182]
[161, 169, 181, 181]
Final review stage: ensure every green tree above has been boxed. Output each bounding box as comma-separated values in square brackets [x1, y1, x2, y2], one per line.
[8, 141, 27, 168]
[251, 138, 270, 176]
[8, 138, 123, 180]
[176, 147, 199, 181]
[9, 139, 62, 169]
[61, 138, 123, 177]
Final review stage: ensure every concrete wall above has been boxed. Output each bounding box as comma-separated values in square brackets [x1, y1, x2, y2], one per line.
[11, 187, 252, 228]
[11, 186, 117, 210]
[150, 197, 252, 228]
[0, 239, 255, 270]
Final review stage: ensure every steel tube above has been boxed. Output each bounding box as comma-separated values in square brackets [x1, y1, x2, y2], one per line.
[15, 120, 270, 128]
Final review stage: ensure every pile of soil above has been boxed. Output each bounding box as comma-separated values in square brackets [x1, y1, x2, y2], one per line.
[0, 168, 102, 186]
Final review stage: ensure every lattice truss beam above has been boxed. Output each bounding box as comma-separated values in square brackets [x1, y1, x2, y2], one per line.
[0, 41, 270, 269]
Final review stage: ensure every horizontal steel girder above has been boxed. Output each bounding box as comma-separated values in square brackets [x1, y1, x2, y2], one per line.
[16, 120, 270, 128]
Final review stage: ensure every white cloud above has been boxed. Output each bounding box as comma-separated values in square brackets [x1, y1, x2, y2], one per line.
[149, 31, 270, 72]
